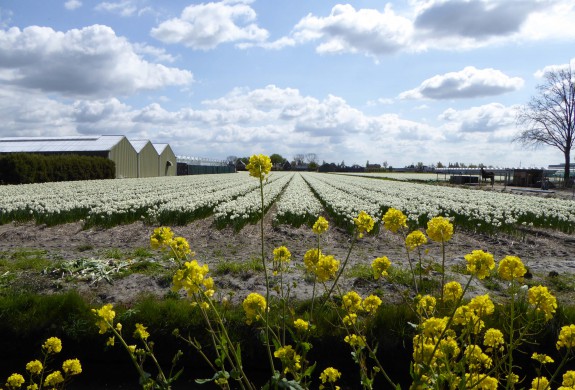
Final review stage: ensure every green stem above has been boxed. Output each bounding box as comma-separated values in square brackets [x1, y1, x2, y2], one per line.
[322, 232, 357, 307]
[258, 176, 275, 374]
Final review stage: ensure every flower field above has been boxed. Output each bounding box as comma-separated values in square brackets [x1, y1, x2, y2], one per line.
[1, 172, 574, 234]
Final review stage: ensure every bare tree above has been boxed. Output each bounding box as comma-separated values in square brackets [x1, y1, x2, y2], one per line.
[304, 153, 318, 164]
[293, 153, 305, 166]
[515, 65, 575, 183]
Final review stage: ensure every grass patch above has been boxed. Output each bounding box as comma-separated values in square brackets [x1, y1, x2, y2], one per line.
[133, 247, 153, 258]
[214, 257, 264, 276]
[345, 263, 373, 279]
[0, 249, 52, 272]
[103, 248, 124, 260]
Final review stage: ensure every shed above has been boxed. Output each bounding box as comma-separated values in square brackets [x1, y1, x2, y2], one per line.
[0, 135, 138, 178]
[512, 169, 544, 187]
[153, 143, 176, 176]
[129, 139, 159, 178]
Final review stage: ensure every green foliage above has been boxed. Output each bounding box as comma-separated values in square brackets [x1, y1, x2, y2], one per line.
[0, 249, 51, 272]
[214, 257, 264, 276]
[0, 153, 115, 184]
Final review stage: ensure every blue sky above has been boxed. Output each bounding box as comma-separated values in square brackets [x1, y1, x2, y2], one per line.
[0, 0, 574, 168]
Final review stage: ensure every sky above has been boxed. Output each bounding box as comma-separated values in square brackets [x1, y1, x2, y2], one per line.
[0, 0, 574, 168]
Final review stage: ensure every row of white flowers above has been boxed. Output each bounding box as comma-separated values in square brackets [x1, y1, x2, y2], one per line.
[0, 174, 255, 226]
[309, 173, 575, 232]
[1, 170, 573, 233]
[274, 173, 324, 227]
[213, 172, 294, 229]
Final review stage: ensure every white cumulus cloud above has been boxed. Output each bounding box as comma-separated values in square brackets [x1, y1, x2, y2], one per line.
[399, 66, 524, 100]
[151, 1, 268, 49]
[0, 25, 193, 98]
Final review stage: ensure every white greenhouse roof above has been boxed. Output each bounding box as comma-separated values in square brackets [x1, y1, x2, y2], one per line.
[129, 139, 154, 154]
[153, 143, 169, 154]
[0, 135, 126, 153]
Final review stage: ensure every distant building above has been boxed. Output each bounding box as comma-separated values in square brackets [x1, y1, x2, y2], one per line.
[153, 143, 177, 177]
[0, 135, 138, 178]
[129, 139, 159, 178]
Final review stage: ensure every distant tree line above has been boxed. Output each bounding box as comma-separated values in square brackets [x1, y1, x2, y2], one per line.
[0, 153, 115, 184]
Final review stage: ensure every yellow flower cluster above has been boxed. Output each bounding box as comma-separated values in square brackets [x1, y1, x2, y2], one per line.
[150, 226, 174, 250]
[557, 324, 575, 350]
[134, 323, 150, 340]
[319, 367, 341, 384]
[405, 230, 427, 251]
[341, 291, 382, 318]
[303, 248, 321, 274]
[353, 210, 374, 238]
[382, 207, 407, 233]
[559, 371, 575, 390]
[483, 328, 504, 352]
[273, 345, 301, 374]
[312, 216, 329, 235]
[532, 352, 554, 364]
[246, 154, 272, 180]
[416, 295, 436, 317]
[62, 359, 82, 375]
[42, 337, 63, 354]
[172, 260, 215, 298]
[528, 285, 557, 321]
[293, 318, 309, 332]
[273, 246, 291, 263]
[531, 377, 549, 390]
[465, 373, 498, 390]
[371, 256, 391, 280]
[464, 344, 492, 371]
[26, 360, 43, 375]
[344, 334, 366, 348]
[443, 281, 463, 302]
[92, 303, 116, 334]
[314, 254, 340, 282]
[5, 373, 25, 389]
[464, 250, 495, 280]
[426, 216, 454, 243]
[242, 292, 267, 325]
[497, 255, 527, 281]
[44, 371, 64, 387]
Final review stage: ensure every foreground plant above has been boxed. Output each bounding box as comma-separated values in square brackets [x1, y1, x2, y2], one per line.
[3, 337, 81, 390]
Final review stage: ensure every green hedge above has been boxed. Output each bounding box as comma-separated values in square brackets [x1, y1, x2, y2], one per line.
[0, 153, 115, 184]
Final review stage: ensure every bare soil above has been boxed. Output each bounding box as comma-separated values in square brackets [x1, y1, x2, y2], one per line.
[2, 192, 575, 307]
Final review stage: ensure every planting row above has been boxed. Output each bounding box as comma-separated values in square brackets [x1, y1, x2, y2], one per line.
[1, 171, 574, 233]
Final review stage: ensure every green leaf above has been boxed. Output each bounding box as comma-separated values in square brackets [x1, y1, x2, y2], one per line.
[303, 362, 316, 378]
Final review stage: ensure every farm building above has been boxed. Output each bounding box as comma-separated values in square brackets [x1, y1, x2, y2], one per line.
[0, 135, 138, 178]
[129, 139, 159, 178]
[153, 143, 177, 176]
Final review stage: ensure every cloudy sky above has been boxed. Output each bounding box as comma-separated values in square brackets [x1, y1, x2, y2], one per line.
[1, 0, 574, 168]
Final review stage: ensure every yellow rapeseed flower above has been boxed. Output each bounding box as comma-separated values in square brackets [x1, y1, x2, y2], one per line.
[561, 371, 575, 388]
[44, 371, 64, 387]
[303, 248, 322, 274]
[246, 154, 272, 180]
[172, 260, 210, 296]
[314, 254, 339, 282]
[344, 334, 366, 348]
[273, 345, 301, 374]
[312, 216, 329, 235]
[528, 285, 557, 321]
[170, 236, 193, 259]
[464, 345, 492, 371]
[420, 317, 448, 338]
[293, 318, 309, 332]
[426, 216, 453, 242]
[405, 230, 427, 251]
[468, 294, 495, 317]
[382, 208, 407, 233]
[273, 246, 291, 263]
[465, 373, 498, 390]
[557, 324, 575, 350]
[353, 211, 374, 238]
[443, 281, 463, 302]
[416, 295, 436, 317]
[62, 359, 82, 376]
[532, 353, 554, 364]
[342, 291, 362, 313]
[483, 328, 504, 351]
[531, 377, 549, 390]
[6, 373, 25, 389]
[362, 295, 382, 315]
[319, 367, 341, 384]
[497, 255, 526, 281]
[93, 303, 116, 334]
[25, 360, 43, 375]
[465, 250, 495, 280]
[342, 314, 357, 326]
[134, 323, 150, 340]
[371, 256, 391, 280]
[42, 337, 62, 354]
[242, 293, 267, 325]
[150, 226, 174, 250]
